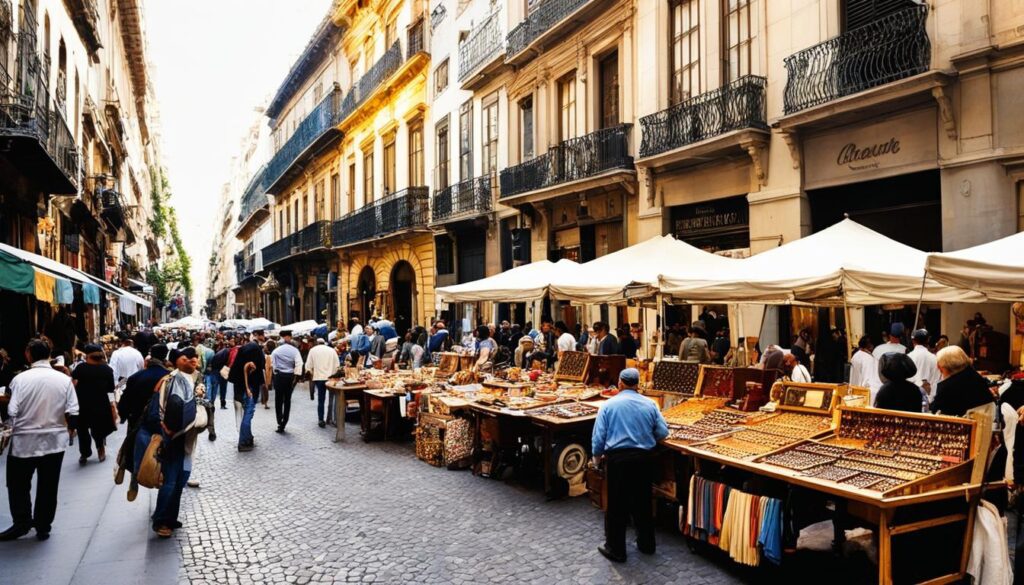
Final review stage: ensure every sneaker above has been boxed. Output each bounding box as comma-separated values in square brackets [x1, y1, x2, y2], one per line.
[186, 479, 200, 488]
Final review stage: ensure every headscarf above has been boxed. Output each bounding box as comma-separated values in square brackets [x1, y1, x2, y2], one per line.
[878, 352, 916, 383]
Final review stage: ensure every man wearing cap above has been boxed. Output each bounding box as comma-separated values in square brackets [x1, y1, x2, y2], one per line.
[305, 338, 340, 428]
[269, 331, 303, 433]
[908, 328, 941, 404]
[109, 333, 144, 386]
[70, 343, 117, 464]
[873, 322, 908, 360]
[117, 344, 170, 501]
[229, 332, 267, 443]
[591, 368, 669, 563]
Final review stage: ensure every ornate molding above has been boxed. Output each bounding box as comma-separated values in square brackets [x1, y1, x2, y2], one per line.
[780, 131, 800, 169]
[932, 86, 958, 140]
[741, 140, 767, 186]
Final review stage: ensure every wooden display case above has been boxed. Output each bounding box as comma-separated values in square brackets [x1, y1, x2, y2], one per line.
[554, 351, 590, 382]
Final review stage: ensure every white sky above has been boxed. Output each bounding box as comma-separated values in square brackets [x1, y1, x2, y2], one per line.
[146, 0, 332, 313]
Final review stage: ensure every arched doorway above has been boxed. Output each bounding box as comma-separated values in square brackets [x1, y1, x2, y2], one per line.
[355, 266, 376, 323]
[390, 261, 416, 337]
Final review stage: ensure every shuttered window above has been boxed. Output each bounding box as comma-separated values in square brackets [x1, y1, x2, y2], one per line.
[843, 0, 915, 31]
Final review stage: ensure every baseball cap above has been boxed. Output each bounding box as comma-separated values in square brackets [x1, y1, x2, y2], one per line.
[890, 322, 905, 337]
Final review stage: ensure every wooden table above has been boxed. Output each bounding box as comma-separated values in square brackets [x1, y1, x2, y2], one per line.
[361, 389, 421, 442]
[324, 380, 366, 442]
[529, 407, 602, 498]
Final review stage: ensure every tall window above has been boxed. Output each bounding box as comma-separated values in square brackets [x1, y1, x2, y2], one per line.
[348, 162, 356, 212]
[279, 210, 285, 238]
[315, 179, 325, 221]
[363, 36, 375, 71]
[670, 0, 700, 104]
[435, 58, 449, 94]
[363, 151, 374, 204]
[385, 19, 397, 47]
[599, 51, 620, 128]
[520, 97, 534, 160]
[293, 199, 299, 233]
[459, 100, 473, 181]
[482, 99, 498, 176]
[383, 136, 397, 196]
[723, 0, 753, 82]
[558, 74, 576, 141]
[409, 119, 424, 186]
[331, 172, 340, 218]
[436, 116, 450, 190]
[302, 193, 308, 226]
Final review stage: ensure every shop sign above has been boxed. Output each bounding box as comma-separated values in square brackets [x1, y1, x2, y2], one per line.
[804, 108, 938, 189]
[671, 195, 750, 252]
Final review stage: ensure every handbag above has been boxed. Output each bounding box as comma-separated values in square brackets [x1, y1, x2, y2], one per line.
[193, 401, 208, 430]
[220, 365, 231, 380]
[136, 434, 164, 489]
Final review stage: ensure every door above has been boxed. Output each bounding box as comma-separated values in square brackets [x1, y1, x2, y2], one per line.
[390, 261, 416, 337]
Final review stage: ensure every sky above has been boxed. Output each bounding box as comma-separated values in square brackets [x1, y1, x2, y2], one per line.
[146, 0, 332, 314]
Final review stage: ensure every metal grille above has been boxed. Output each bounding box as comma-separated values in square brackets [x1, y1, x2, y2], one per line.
[265, 86, 341, 191]
[639, 75, 767, 158]
[458, 8, 503, 82]
[261, 219, 331, 267]
[507, 0, 590, 59]
[338, 41, 403, 123]
[332, 186, 429, 247]
[783, 4, 929, 114]
[500, 124, 632, 199]
[431, 176, 492, 223]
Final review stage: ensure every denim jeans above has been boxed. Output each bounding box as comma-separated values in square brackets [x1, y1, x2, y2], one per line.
[234, 394, 256, 446]
[152, 444, 187, 529]
[204, 373, 224, 405]
[314, 380, 328, 423]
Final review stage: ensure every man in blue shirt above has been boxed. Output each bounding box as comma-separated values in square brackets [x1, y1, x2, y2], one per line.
[591, 368, 668, 563]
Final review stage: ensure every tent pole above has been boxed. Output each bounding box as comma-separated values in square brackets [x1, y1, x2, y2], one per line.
[843, 294, 853, 363]
[913, 271, 928, 333]
[656, 294, 665, 360]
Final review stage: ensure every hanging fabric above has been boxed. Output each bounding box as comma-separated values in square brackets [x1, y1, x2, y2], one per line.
[54, 278, 74, 305]
[119, 295, 136, 315]
[0, 251, 36, 295]
[683, 475, 784, 567]
[34, 271, 56, 305]
[82, 282, 101, 305]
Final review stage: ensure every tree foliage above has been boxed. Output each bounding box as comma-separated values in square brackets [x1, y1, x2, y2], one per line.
[146, 167, 193, 301]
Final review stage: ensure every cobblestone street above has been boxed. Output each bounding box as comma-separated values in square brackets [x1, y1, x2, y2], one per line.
[3, 381, 881, 585]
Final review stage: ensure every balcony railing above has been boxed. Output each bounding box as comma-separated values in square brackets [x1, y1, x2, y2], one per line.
[458, 9, 503, 82]
[432, 176, 492, 223]
[261, 219, 332, 267]
[639, 75, 767, 159]
[237, 166, 269, 223]
[500, 124, 632, 199]
[235, 252, 257, 283]
[265, 86, 341, 193]
[783, 5, 930, 115]
[338, 41, 403, 123]
[332, 187, 429, 247]
[507, 0, 589, 60]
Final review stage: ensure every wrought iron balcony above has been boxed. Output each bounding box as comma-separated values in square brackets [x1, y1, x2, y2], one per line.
[432, 176, 493, 224]
[458, 9, 504, 82]
[65, 0, 101, 55]
[507, 0, 590, 61]
[265, 86, 342, 194]
[332, 187, 429, 247]
[261, 219, 332, 267]
[96, 181, 127, 232]
[783, 5, 930, 115]
[237, 166, 269, 223]
[235, 252, 257, 283]
[500, 124, 633, 199]
[338, 41, 403, 124]
[639, 75, 767, 159]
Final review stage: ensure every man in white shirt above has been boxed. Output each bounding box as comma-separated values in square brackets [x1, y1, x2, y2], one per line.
[1, 340, 80, 541]
[109, 334, 144, 385]
[872, 322, 908, 360]
[555, 321, 577, 358]
[908, 329, 941, 403]
[849, 336, 882, 403]
[784, 353, 812, 383]
[348, 318, 364, 338]
[305, 339, 340, 428]
[270, 331, 304, 433]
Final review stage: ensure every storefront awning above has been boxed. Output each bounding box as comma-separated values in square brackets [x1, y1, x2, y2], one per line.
[0, 242, 152, 308]
[436, 259, 580, 303]
[127, 277, 155, 295]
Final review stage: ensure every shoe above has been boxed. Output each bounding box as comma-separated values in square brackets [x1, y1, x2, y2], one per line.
[36, 531, 50, 541]
[263, 404, 269, 409]
[318, 421, 326, 428]
[238, 443, 254, 452]
[114, 464, 126, 485]
[636, 541, 655, 555]
[208, 432, 217, 442]
[171, 521, 183, 529]
[127, 488, 138, 502]
[0, 526, 30, 541]
[220, 404, 227, 410]
[154, 525, 173, 538]
[187, 479, 199, 488]
[598, 545, 626, 563]
[97, 448, 106, 462]
[78, 456, 88, 465]
[275, 427, 284, 433]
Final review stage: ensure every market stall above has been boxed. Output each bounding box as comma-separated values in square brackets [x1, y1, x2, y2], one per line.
[925, 230, 1024, 301]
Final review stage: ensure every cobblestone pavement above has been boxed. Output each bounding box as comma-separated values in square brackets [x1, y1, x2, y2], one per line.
[179, 384, 763, 585]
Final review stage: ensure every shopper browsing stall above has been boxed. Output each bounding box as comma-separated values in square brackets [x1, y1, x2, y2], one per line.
[932, 346, 994, 417]
[874, 353, 924, 413]
[849, 336, 882, 402]
[591, 368, 669, 563]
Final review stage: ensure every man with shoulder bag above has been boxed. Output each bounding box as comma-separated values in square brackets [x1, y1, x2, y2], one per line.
[116, 344, 169, 502]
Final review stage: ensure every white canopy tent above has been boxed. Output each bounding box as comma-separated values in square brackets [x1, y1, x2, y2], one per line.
[548, 235, 738, 304]
[276, 320, 320, 336]
[160, 316, 213, 331]
[435, 259, 580, 303]
[659, 219, 983, 306]
[925, 231, 1024, 302]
